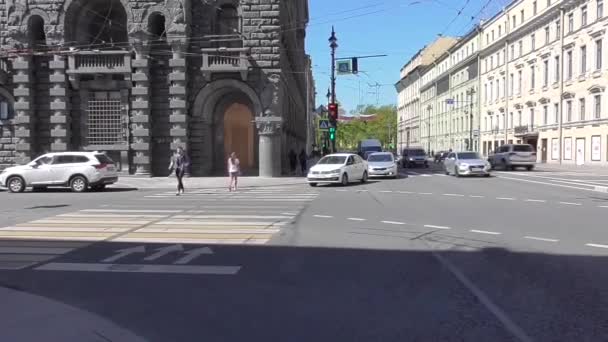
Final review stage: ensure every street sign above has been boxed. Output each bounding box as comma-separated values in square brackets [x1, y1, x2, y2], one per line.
[446, 99, 454, 105]
[319, 119, 330, 130]
[337, 60, 351, 75]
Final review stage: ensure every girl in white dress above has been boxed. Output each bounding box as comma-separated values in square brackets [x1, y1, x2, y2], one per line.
[227, 152, 240, 191]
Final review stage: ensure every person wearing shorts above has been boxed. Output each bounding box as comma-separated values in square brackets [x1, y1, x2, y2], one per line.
[227, 152, 240, 192]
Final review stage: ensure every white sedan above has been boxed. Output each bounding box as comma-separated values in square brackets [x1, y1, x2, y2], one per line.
[307, 153, 368, 186]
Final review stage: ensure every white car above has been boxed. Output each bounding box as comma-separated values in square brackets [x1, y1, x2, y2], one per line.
[367, 152, 398, 178]
[0, 152, 119, 193]
[444, 151, 491, 177]
[307, 153, 368, 186]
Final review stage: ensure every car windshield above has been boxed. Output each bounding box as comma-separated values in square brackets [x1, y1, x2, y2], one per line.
[368, 154, 393, 162]
[406, 150, 426, 156]
[317, 156, 347, 165]
[458, 152, 481, 159]
[95, 154, 115, 164]
[513, 145, 533, 152]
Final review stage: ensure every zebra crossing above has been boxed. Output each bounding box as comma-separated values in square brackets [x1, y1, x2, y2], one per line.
[0, 186, 318, 270]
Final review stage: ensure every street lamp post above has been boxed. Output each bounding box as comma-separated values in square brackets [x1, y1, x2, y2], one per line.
[329, 27, 338, 153]
[467, 87, 476, 151]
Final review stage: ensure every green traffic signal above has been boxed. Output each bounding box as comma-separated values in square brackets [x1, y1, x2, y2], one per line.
[329, 127, 336, 141]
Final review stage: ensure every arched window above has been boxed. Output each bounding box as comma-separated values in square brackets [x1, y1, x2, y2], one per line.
[0, 93, 13, 120]
[28, 15, 46, 50]
[216, 5, 240, 35]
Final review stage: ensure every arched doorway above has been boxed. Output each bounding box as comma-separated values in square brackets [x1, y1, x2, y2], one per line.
[223, 103, 254, 171]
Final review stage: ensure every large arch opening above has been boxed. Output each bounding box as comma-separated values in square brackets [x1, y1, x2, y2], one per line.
[64, 0, 128, 49]
[223, 103, 254, 171]
[27, 15, 47, 50]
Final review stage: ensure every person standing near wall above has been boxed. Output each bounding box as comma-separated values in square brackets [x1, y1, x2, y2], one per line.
[169, 147, 189, 196]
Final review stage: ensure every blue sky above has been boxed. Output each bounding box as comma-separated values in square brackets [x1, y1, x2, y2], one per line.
[305, 0, 506, 115]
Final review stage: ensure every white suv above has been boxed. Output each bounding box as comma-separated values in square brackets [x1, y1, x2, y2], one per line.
[0, 152, 118, 193]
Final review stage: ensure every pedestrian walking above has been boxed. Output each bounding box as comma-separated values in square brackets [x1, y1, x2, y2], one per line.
[288, 149, 297, 175]
[227, 152, 240, 192]
[299, 149, 307, 175]
[168, 146, 189, 196]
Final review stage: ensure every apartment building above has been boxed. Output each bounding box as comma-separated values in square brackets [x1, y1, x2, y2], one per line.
[480, 0, 608, 165]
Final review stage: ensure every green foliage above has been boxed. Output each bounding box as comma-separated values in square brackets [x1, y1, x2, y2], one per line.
[336, 104, 398, 151]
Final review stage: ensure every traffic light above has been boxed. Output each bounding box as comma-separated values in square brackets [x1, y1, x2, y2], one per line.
[328, 103, 338, 125]
[329, 127, 336, 141]
[352, 58, 358, 74]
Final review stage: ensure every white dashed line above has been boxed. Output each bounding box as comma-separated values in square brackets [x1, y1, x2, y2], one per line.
[443, 193, 465, 197]
[398, 191, 413, 194]
[469, 195, 485, 198]
[525, 199, 546, 203]
[381, 220, 406, 225]
[599, 206, 608, 208]
[424, 224, 451, 230]
[313, 215, 333, 218]
[496, 197, 515, 201]
[347, 218, 366, 221]
[380, 190, 393, 193]
[436, 174, 447, 177]
[357, 190, 369, 192]
[336, 189, 349, 192]
[470, 229, 502, 235]
[586, 243, 608, 249]
[281, 212, 298, 216]
[559, 202, 582, 206]
[524, 236, 559, 243]
[418, 192, 433, 195]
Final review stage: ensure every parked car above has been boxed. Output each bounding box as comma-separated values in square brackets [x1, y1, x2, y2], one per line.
[307, 153, 368, 186]
[367, 152, 398, 178]
[401, 148, 429, 168]
[487, 144, 536, 171]
[444, 151, 491, 177]
[0, 152, 118, 193]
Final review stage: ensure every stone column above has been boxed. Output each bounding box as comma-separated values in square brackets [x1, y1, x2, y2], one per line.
[12, 55, 34, 164]
[49, 54, 69, 152]
[256, 116, 283, 177]
[169, 41, 188, 161]
[130, 44, 152, 175]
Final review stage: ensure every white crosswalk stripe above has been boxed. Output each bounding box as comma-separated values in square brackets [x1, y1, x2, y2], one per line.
[0, 186, 318, 269]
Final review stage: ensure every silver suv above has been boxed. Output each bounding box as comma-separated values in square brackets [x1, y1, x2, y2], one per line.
[488, 144, 537, 171]
[0, 152, 118, 193]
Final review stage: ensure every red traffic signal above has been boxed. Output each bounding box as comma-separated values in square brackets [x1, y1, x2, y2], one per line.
[328, 103, 338, 121]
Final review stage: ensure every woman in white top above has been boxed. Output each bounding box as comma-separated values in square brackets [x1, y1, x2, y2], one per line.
[227, 152, 240, 191]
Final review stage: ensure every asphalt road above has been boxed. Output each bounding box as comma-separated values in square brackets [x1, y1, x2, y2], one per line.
[1, 165, 608, 341]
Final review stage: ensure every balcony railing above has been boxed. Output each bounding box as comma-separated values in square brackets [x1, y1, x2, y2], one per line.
[514, 124, 538, 136]
[67, 51, 131, 74]
[201, 48, 250, 81]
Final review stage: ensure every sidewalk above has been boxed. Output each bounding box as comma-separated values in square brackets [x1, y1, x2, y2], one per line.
[535, 163, 608, 174]
[0, 285, 147, 342]
[114, 176, 308, 189]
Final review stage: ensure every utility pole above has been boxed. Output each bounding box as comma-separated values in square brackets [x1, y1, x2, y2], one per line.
[467, 87, 476, 151]
[329, 27, 338, 153]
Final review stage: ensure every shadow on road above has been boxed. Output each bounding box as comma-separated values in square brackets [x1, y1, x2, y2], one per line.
[0, 238, 607, 341]
[24, 204, 71, 210]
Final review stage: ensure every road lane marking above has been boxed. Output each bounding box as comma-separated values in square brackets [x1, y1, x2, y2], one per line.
[424, 224, 451, 230]
[347, 218, 366, 221]
[436, 174, 447, 177]
[469, 195, 485, 198]
[398, 191, 413, 194]
[586, 243, 608, 249]
[524, 236, 559, 242]
[599, 206, 608, 208]
[524, 199, 546, 203]
[313, 215, 333, 218]
[559, 202, 582, 206]
[429, 252, 534, 342]
[496, 197, 515, 201]
[336, 189, 349, 192]
[381, 220, 406, 225]
[35, 262, 241, 275]
[281, 212, 298, 215]
[470, 230, 502, 235]
[418, 192, 433, 195]
[380, 190, 393, 193]
[443, 193, 465, 197]
[80, 209, 183, 213]
[496, 175, 595, 192]
[0, 247, 74, 254]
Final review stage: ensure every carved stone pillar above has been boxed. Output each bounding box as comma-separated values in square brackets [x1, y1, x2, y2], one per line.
[130, 43, 151, 175]
[256, 116, 283, 177]
[49, 54, 70, 152]
[12, 55, 34, 164]
[169, 41, 188, 153]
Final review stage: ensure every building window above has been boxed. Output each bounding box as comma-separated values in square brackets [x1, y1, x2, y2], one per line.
[486, 34, 490, 45]
[568, 13, 574, 33]
[554, 103, 559, 123]
[554, 55, 560, 82]
[518, 40, 523, 56]
[530, 108, 535, 128]
[547, 0, 551, 6]
[581, 45, 587, 74]
[543, 105, 549, 125]
[518, 110, 522, 126]
[216, 4, 241, 35]
[596, 39, 603, 70]
[582, 6, 588, 26]
[545, 26, 550, 44]
[580, 98, 586, 121]
[499, 25, 502, 37]
[484, 83, 488, 103]
[521, 9, 525, 23]
[533, 1, 538, 15]
[489, 81, 493, 101]
[543, 59, 549, 87]
[530, 65, 536, 89]
[0, 95, 12, 120]
[595, 94, 602, 118]
[598, 0, 604, 19]
[490, 55, 494, 69]
[512, 15, 517, 28]
[496, 80, 500, 101]
[518, 70, 522, 94]
[531, 34, 536, 50]
[509, 112, 514, 128]
[485, 117, 488, 131]
[510, 73, 514, 95]
[567, 100, 573, 121]
[556, 20, 561, 40]
[510, 44, 515, 60]
[502, 76, 506, 98]
[567, 50, 573, 79]
[492, 30, 495, 41]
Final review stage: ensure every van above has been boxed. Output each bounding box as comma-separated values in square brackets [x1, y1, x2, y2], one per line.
[357, 139, 382, 158]
[401, 147, 428, 168]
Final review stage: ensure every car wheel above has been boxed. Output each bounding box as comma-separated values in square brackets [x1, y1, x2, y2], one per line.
[309, 183, 317, 187]
[484, 173, 491, 177]
[526, 165, 534, 171]
[91, 184, 106, 192]
[7, 176, 25, 193]
[424, 163, 429, 168]
[454, 167, 460, 177]
[341, 173, 349, 186]
[70, 175, 88, 193]
[361, 172, 368, 183]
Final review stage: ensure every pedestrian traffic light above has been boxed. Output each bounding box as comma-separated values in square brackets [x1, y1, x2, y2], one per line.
[328, 103, 338, 125]
[329, 127, 336, 141]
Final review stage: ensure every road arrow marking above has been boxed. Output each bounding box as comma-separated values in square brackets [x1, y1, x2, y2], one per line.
[102, 246, 146, 263]
[143, 244, 184, 261]
[174, 247, 214, 265]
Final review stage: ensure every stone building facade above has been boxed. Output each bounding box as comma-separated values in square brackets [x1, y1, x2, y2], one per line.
[0, 0, 310, 176]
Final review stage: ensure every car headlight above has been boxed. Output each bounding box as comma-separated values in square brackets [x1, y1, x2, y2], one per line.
[330, 169, 341, 174]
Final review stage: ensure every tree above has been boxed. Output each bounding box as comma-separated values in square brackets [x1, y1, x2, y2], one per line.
[336, 104, 397, 151]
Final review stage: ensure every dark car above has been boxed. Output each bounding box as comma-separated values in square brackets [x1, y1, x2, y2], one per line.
[401, 148, 428, 168]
